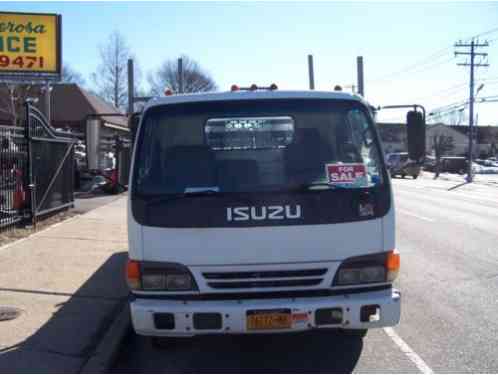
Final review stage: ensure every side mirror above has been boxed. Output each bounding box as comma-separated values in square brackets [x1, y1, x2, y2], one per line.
[128, 113, 141, 144]
[406, 110, 425, 162]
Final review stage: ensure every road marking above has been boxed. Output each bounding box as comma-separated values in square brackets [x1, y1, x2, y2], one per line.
[384, 327, 433, 374]
[397, 209, 435, 222]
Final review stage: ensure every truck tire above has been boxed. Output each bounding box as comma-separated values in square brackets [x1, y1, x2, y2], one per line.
[401, 174, 406, 179]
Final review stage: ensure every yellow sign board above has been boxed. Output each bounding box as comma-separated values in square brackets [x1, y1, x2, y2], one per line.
[0, 12, 61, 75]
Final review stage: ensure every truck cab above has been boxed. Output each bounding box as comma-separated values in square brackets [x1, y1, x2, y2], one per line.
[126, 89, 405, 338]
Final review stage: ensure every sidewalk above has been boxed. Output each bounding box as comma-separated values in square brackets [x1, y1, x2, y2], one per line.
[0, 196, 129, 373]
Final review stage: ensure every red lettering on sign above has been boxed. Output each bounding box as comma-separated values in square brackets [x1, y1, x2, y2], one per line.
[326, 164, 366, 184]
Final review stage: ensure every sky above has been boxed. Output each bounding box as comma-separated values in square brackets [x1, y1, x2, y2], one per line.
[2, 1, 498, 124]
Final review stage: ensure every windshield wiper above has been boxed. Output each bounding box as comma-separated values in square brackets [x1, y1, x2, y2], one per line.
[291, 183, 349, 192]
[143, 189, 222, 206]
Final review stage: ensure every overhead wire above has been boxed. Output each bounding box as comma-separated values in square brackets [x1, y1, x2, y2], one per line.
[372, 26, 498, 123]
[470, 26, 498, 40]
[369, 26, 498, 87]
[368, 50, 453, 84]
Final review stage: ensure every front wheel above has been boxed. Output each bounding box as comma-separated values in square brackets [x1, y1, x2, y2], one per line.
[412, 174, 419, 179]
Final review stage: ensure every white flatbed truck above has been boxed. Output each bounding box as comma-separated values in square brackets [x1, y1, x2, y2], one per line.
[125, 87, 425, 340]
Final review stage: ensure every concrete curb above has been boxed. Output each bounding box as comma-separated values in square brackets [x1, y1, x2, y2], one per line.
[79, 302, 131, 373]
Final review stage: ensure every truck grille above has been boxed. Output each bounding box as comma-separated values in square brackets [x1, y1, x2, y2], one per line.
[202, 268, 327, 290]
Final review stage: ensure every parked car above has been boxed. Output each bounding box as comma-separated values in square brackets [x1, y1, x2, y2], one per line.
[440, 157, 468, 174]
[386, 152, 421, 179]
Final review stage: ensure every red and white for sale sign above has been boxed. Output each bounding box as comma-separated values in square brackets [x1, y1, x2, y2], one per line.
[326, 163, 367, 184]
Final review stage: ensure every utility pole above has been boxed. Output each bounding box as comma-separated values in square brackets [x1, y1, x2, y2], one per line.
[178, 57, 184, 94]
[356, 56, 364, 96]
[127, 59, 134, 115]
[308, 55, 315, 90]
[455, 39, 489, 182]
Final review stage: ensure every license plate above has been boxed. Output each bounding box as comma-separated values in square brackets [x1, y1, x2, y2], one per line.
[246, 309, 292, 330]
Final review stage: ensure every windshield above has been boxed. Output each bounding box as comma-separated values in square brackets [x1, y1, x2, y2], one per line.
[134, 99, 385, 196]
[136, 100, 382, 195]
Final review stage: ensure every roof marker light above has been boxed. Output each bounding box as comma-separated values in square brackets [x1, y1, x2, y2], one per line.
[270, 83, 278, 90]
[164, 89, 173, 96]
[231, 84, 240, 92]
[250, 84, 258, 91]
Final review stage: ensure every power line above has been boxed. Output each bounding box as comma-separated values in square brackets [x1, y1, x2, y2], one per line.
[470, 26, 498, 40]
[368, 50, 453, 83]
[369, 26, 498, 87]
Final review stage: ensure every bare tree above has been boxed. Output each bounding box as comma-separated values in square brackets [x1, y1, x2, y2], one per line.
[62, 64, 86, 86]
[91, 31, 130, 110]
[0, 84, 42, 126]
[148, 55, 217, 96]
[433, 134, 454, 178]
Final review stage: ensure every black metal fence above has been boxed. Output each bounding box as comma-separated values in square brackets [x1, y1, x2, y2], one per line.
[0, 103, 76, 234]
[26, 104, 75, 220]
[0, 126, 28, 231]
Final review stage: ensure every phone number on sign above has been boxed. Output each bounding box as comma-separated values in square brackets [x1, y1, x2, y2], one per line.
[0, 55, 45, 69]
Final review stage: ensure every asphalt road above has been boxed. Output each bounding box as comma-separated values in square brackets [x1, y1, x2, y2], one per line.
[112, 177, 498, 373]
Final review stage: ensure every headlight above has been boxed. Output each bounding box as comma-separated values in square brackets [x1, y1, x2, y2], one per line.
[142, 274, 166, 290]
[333, 251, 399, 286]
[337, 266, 385, 285]
[165, 274, 194, 291]
[126, 260, 198, 291]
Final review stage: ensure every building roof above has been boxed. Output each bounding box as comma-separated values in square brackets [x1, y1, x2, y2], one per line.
[0, 83, 127, 129]
[47, 84, 127, 128]
[145, 90, 369, 111]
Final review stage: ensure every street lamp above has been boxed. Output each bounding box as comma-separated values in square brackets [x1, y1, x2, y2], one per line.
[476, 83, 484, 95]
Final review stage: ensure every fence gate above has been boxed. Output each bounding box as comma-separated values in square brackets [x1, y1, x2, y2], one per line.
[25, 103, 75, 223]
[0, 125, 28, 230]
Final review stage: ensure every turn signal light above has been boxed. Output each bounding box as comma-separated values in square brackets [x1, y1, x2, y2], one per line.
[126, 259, 141, 290]
[386, 250, 400, 282]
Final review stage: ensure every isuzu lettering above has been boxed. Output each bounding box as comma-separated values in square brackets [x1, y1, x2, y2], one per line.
[126, 88, 425, 341]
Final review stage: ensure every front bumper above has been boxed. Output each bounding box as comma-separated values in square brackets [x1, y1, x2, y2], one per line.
[130, 288, 401, 337]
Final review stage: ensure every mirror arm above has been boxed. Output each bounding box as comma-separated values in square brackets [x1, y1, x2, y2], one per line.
[378, 104, 426, 122]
